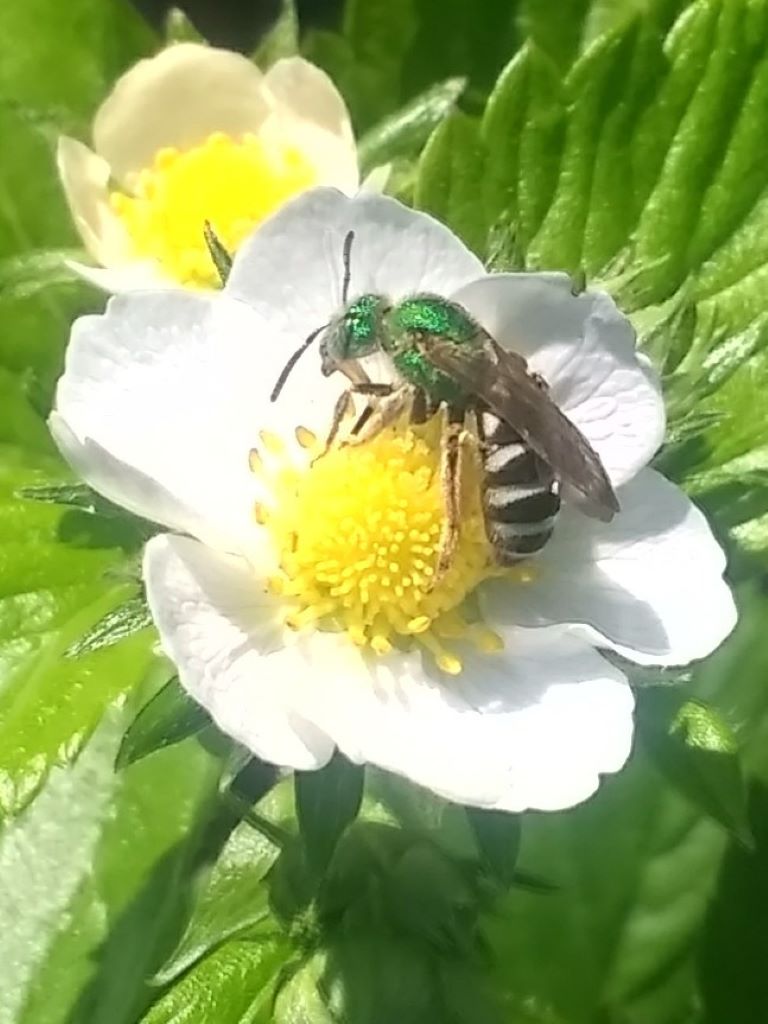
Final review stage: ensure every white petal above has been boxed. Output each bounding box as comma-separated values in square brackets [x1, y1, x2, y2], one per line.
[52, 289, 295, 555]
[56, 137, 132, 266]
[227, 188, 484, 412]
[264, 57, 355, 150]
[483, 469, 737, 667]
[260, 58, 358, 195]
[50, 413, 206, 537]
[64, 257, 172, 293]
[300, 630, 634, 812]
[93, 43, 271, 183]
[452, 273, 665, 487]
[145, 531, 633, 809]
[144, 534, 334, 768]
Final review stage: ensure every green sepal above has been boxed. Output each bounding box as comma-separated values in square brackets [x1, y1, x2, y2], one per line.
[466, 807, 522, 888]
[18, 481, 112, 512]
[636, 688, 754, 849]
[116, 675, 210, 769]
[387, 840, 478, 953]
[358, 77, 466, 173]
[203, 220, 232, 286]
[66, 593, 152, 658]
[295, 753, 364, 875]
[164, 6, 206, 44]
[252, 0, 299, 68]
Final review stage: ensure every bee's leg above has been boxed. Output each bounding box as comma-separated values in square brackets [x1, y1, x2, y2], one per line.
[343, 384, 415, 446]
[315, 389, 358, 462]
[315, 382, 397, 462]
[435, 407, 468, 582]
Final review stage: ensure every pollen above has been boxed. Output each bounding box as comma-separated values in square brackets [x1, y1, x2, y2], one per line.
[110, 131, 318, 288]
[257, 419, 532, 674]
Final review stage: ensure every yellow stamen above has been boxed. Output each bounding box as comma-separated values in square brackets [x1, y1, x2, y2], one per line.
[295, 426, 317, 449]
[258, 418, 533, 673]
[110, 131, 318, 288]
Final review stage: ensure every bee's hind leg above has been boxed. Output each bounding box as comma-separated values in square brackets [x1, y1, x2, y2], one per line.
[435, 407, 470, 583]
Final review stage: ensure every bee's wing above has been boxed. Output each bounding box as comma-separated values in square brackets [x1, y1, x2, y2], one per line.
[420, 332, 620, 521]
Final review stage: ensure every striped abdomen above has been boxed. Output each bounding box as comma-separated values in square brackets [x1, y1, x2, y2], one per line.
[478, 409, 561, 565]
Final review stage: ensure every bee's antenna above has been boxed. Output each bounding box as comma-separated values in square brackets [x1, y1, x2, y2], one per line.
[203, 220, 233, 285]
[270, 324, 327, 402]
[271, 231, 354, 403]
[341, 230, 354, 305]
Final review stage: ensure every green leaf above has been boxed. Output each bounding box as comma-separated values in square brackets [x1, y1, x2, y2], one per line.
[154, 820, 281, 986]
[116, 675, 211, 769]
[142, 938, 289, 1024]
[0, 0, 153, 117]
[636, 690, 753, 848]
[304, 0, 519, 132]
[274, 953, 334, 1024]
[466, 808, 522, 888]
[0, 442, 155, 818]
[414, 112, 488, 254]
[295, 753, 364, 875]
[0, 703, 224, 1024]
[698, 780, 768, 1024]
[357, 77, 466, 172]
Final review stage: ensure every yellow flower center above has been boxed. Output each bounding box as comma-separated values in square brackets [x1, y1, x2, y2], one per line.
[254, 419, 533, 674]
[110, 131, 318, 288]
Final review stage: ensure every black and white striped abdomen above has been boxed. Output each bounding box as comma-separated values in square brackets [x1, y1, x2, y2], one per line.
[478, 409, 561, 565]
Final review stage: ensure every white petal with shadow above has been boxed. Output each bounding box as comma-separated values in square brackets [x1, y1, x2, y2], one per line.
[52, 290, 290, 555]
[452, 273, 665, 487]
[144, 534, 334, 768]
[294, 630, 634, 812]
[56, 137, 133, 266]
[482, 469, 737, 666]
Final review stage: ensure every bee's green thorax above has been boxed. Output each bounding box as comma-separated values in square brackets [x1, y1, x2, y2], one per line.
[390, 296, 477, 344]
[384, 296, 476, 403]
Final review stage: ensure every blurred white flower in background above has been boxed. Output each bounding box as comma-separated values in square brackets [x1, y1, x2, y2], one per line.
[57, 43, 359, 291]
[49, 188, 737, 813]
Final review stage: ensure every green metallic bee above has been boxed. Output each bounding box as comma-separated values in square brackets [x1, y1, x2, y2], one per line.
[271, 232, 619, 574]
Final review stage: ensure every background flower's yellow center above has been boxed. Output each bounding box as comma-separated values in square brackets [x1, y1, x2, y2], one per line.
[111, 131, 318, 288]
[257, 423, 531, 674]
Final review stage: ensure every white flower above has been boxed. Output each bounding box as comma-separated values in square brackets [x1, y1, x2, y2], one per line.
[49, 188, 737, 812]
[57, 43, 359, 292]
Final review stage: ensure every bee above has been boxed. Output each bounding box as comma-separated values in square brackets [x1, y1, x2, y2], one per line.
[271, 232, 619, 574]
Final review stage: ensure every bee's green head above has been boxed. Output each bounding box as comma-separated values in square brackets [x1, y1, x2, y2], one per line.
[320, 294, 389, 376]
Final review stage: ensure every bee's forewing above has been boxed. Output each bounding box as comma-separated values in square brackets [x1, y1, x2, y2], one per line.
[420, 332, 620, 520]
